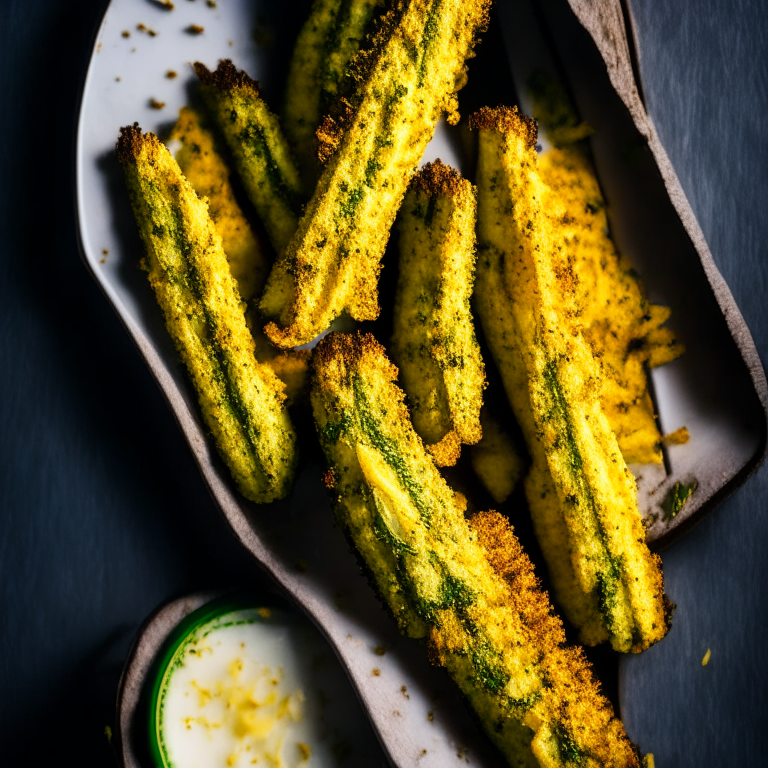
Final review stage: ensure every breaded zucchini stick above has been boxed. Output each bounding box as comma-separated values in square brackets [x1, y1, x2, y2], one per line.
[168, 107, 311, 404]
[260, 0, 492, 348]
[471, 107, 668, 652]
[528, 73, 683, 464]
[391, 161, 485, 467]
[168, 106, 269, 302]
[283, 0, 380, 184]
[117, 125, 298, 503]
[311, 332, 641, 768]
[194, 60, 305, 257]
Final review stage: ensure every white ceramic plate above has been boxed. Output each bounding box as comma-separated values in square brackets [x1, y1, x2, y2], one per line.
[76, 1, 767, 766]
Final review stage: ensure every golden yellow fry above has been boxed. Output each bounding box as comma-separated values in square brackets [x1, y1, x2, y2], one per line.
[391, 161, 485, 466]
[283, 0, 379, 184]
[195, 60, 305, 257]
[168, 107, 310, 403]
[311, 332, 641, 767]
[529, 72, 683, 464]
[260, 0, 492, 348]
[117, 125, 297, 503]
[168, 106, 269, 302]
[471, 107, 668, 652]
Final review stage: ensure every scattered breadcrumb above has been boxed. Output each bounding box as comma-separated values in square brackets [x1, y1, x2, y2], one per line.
[427, 711, 434, 722]
[115, 77, 121, 82]
[297, 743, 311, 760]
[663, 426, 690, 446]
[149, 98, 165, 110]
[207, 0, 217, 7]
[257, 607, 272, 619]
[166, 70, 178, 79]
[373, 645, 386, 656]
[401, 685, 409, 699]
[702, 648, 711, 666]
[157, 0, 174, 8]
[372, 668, 380, 677]
[186, 24, 204, 34]
[137, 23, 158, 37]
[121, 30, 130, 38]
[102, 249, 109, 255]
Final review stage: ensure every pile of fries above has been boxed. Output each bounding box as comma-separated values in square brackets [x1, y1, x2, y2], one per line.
[118, 2, 685, 765]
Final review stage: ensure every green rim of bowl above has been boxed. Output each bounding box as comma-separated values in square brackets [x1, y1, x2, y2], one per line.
[145, 593, 275, 768]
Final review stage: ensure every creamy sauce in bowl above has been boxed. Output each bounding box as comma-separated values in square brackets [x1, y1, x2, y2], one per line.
[151, 600, 379, 768]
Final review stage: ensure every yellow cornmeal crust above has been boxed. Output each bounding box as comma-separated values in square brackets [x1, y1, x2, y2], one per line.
[168, 106, 269, 303]
[283, 0, 379, 185]
[529, 73, 683, 464]
[537, 151, 682, 464]
[311, 332, 640, 768]
[117, 125, 297, 503]
[471, 107, 668, 653]
[259, 0, 492, 349]
[168, 107, 311, 403]
[391, 161, 486, 467]
[470, 410, 525, 504]
[195, 60, 305, 257]
[472, 202, 607, 646]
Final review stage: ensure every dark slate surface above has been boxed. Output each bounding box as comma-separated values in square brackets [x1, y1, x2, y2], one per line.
[0, 1, 765, 766]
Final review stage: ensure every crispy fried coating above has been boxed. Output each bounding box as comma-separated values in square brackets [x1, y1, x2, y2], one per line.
[391, 161, 485, 466]
[283, 0, 379, 185]
[260, 0, 492, 349]
[529, 73, 683, 464]
[470, 410, 524, 504]
[168, 107, 310, 403]
[168, 106, 269, 302]
[117, 125, 297, 503]
[311, 332, 641, 767]
[471, 107, 668, 652]
[194, 60, 305, 256]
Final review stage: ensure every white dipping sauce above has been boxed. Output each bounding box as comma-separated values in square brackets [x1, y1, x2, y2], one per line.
[158, 607, 370, 768]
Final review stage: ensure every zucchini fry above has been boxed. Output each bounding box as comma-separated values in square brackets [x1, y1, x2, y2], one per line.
[260, 0, 492, 348]
[311, 332, 641, 768]
[471, 107, 668, 652]
[391, 161, 485, 466]
[168, 106, 269, 302]
[528, 73, 683, 465]
[117, 125, 298, 503]
[167, 107, 311, 404]
[194, 60, 305, 257]
[283, 0, 380, 184]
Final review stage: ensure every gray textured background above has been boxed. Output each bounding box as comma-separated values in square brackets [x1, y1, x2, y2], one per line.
[0, 1, 765, 766]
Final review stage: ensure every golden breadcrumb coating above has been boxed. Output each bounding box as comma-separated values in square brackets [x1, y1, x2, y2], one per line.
[471, 107, 668, 652]
[168, 106, 269, 303]
[528, 73, 683, 464]
[117, 125, 297, 503]
[283, 0, 379, 185]
[391, 160, 486, 466]
[167, 107, 311, 402]
[311, 332, 641, 767]
[260, 0, 492, 348]
[195, 60, 305, 256]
